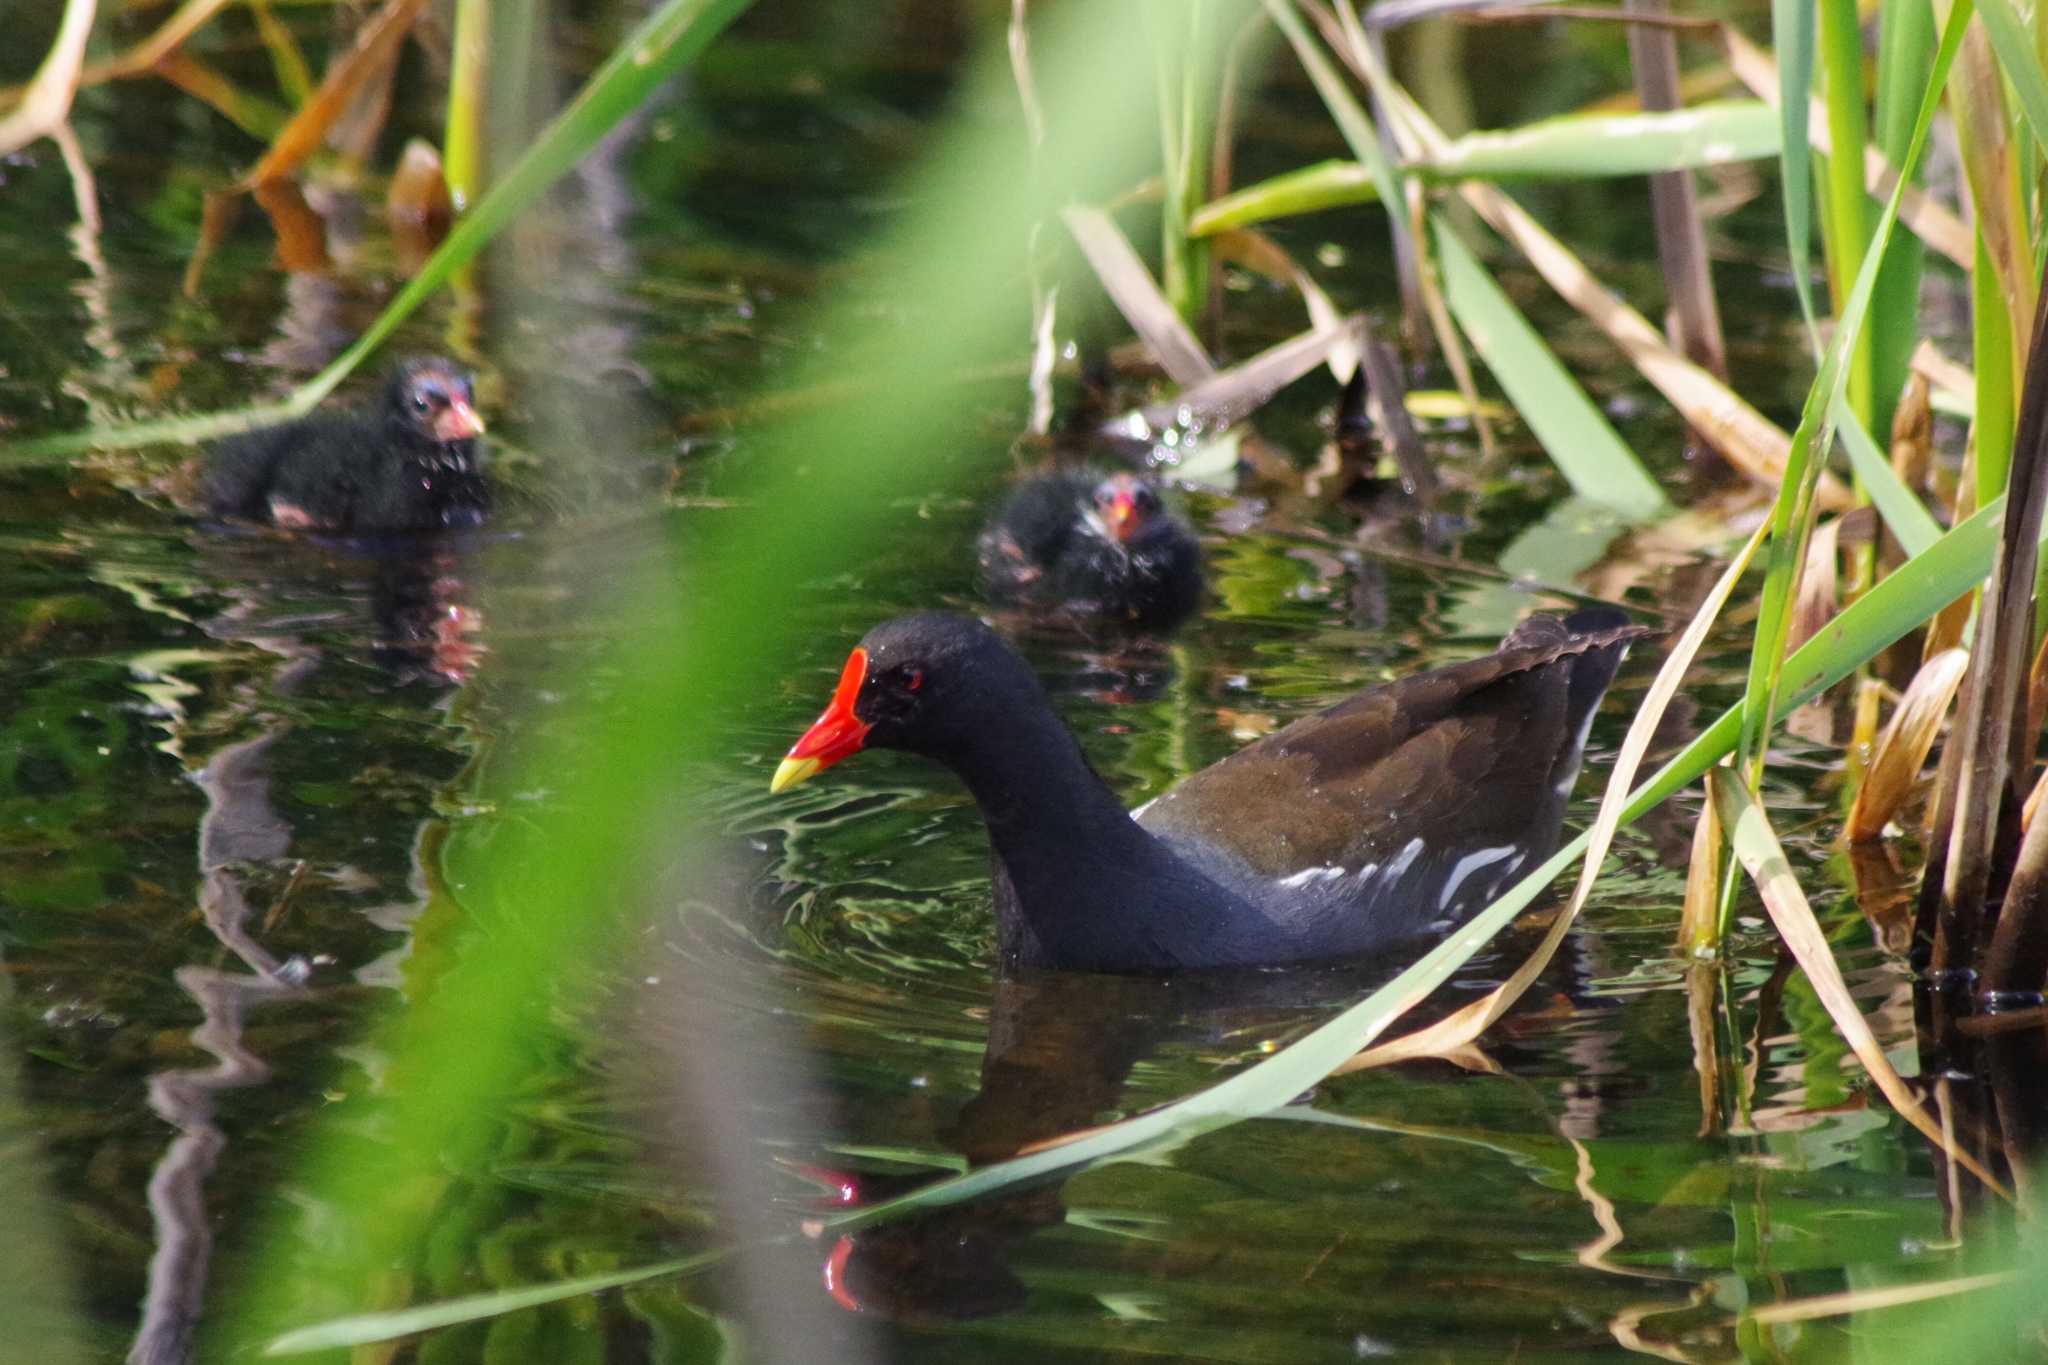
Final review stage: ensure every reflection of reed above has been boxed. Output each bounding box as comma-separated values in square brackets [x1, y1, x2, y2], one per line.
[131, 959, 296, 1365]
[130, 715, 310, 1364]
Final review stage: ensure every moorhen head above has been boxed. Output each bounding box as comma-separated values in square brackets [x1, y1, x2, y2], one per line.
[977, 470, 1202, 631]
[204, 356, 490, 533]
[772, 610, 1647, 973]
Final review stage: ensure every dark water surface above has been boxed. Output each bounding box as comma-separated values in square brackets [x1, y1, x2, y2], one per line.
[0, 3, 1957, 1361]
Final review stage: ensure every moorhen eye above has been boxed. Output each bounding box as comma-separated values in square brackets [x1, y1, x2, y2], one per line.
[202, 355, 491, 534]
[773, 609, 1648, 974]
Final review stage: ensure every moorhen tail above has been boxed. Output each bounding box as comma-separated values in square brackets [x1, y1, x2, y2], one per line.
[771, 609, 1648, 973]
[204, 357, 490, 533]
[977, 470, 1202, 630]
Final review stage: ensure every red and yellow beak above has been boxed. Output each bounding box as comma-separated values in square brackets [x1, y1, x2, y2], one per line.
[1105, 488, 1139, 541]
[771, 647, 872, 793]
[434, 396, 487, 443]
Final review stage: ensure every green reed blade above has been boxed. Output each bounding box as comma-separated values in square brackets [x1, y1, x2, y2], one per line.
[1772, 0, 1821, 347]
[1870, 0, 1932, 439]
[1735, 0, 1971, 802]
[1834, 396, 1942, 557]
[1423, 101, 1779, 180]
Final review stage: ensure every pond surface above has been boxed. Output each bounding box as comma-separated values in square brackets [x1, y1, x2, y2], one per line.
[0, 3, 1965, 1361]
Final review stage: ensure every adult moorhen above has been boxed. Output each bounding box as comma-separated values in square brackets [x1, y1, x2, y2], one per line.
[204, 357, 490, 533]
[771, 609, 1645, 972]
[977, 470, 1202, 630]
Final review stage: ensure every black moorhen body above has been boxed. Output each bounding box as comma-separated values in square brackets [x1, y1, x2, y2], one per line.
[977, 471, 1202, 630]
[204, 357, 489, 533]
[772, 610, 1645, 972]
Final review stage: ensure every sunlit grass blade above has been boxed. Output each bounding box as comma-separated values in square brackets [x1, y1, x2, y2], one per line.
[263, 1253, 726, 1355]
[1062, 205, 1215, 385]
[1710, 768, 2009, 1193]
[4, 0, 758, 461]
[1742, 1270, 2018, 1328]
[1430, 217, 1665, 518]
[1188, 159, 1377, 236]
[1342, 521, 1764, 1071]
[1191, 100, 1782, 235]
[1425, 101, 1778, 180]
[1847, 647, 1969, 842]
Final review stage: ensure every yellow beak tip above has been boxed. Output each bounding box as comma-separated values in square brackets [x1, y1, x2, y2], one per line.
[770, 755, 820, 795]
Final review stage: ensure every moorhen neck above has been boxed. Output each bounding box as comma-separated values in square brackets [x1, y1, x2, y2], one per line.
[204, 356, 490, 533]
[977, 470, 1202, 630]
[771, 610, 1646, 973]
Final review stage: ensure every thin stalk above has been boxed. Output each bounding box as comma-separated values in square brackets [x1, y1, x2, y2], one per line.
[1817, 0, 1873, 424]
[446, 0, 490, 210]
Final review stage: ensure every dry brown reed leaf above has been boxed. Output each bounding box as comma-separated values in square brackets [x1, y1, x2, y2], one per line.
[1062, 205, 1215, 386]
[0, 0, 98, 158]
[2020, 628, 2048, 763]
[1910, 339, 1978, 403]
[2025, 760, 2048, 834]
[1132, 316, 1364, 430]
[1677, 778, 1723, 953]
[387, 138, 454, 277]
[1787, 514, 1842, 654]
[1740, 1270, 2016, 1327]
[1848, 648, 1970, 842]
[253, 177, 330, 274]
[1724, 29, 1973, 269]
[1685, 962, 1721, 1136]
[244, 0, 431, 188]
[1711, 768, 2011, 1195]
[1338, 522, 1766, 1074]
[1890, 370, 1933, 494]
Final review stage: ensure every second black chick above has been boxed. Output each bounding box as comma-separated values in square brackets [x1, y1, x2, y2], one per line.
[977, 471, 1202, 631]
[205, 357, 490, 534]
